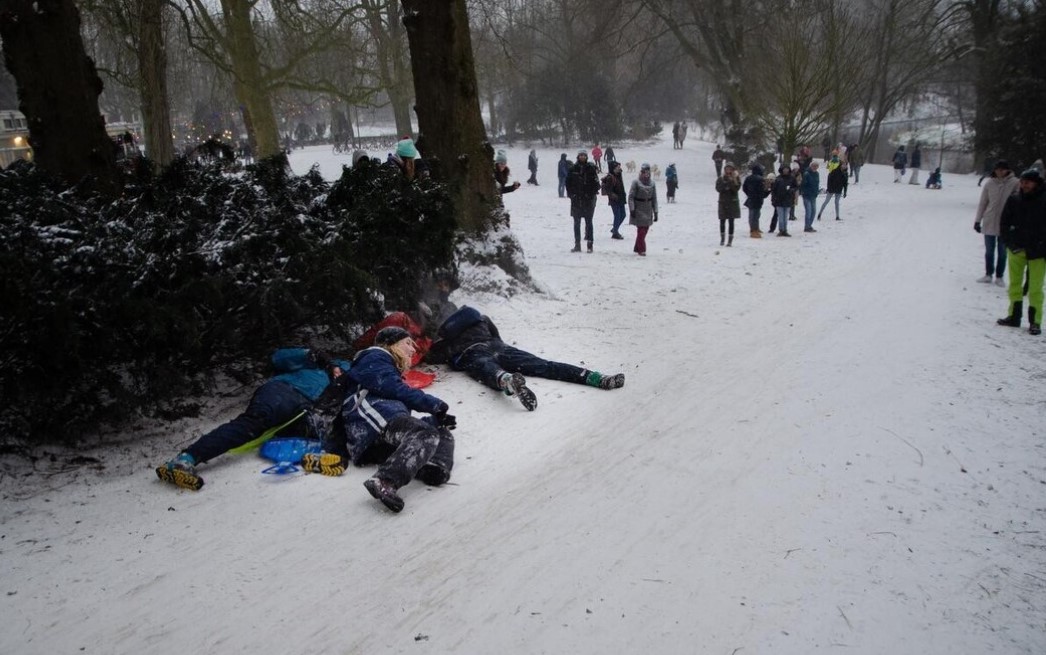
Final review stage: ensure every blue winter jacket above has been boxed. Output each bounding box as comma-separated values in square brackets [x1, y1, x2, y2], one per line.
[270, 348, 351, 401]
[341, 347, 445, 463]
[800, 169, 820, 199]
[558, 157, 570, 179]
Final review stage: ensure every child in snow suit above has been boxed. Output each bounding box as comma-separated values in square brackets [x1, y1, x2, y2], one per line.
[155, 348, 351, 490]
[892, 145, 907, 183]
[926, 168, 942, 189]
[665, 164, 679, 203]
[307, 327, 456, 513]
[716, 163, 741, 245]
[557, 153, 570, 198]
[425, 306, 626, 412]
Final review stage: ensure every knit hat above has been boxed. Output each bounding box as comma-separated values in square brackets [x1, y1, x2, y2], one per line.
[375, 326, 411, 347]
[640, 162, 650, 171]
[395, 138, 418, 159]
[577, 149, 588, 158]
[994, 159, 1011, 171]
[495, 149, 508, 164]
[1020, 168, 1044, 184]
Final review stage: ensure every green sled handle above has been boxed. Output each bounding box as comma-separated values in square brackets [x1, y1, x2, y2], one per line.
[228, 410, 308, 455]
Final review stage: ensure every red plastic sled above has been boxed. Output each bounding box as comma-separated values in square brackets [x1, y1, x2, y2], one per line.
[404, 369, 436, 389]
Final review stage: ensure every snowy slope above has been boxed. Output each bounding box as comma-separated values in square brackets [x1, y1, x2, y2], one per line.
[1, 135, 1044, 655]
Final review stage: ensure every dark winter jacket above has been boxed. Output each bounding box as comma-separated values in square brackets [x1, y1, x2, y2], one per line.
[771, 173, 797, 207]
[800, 169, 820, 199]
[825, 167, 848, 195]
[558, 155, 570, 180]
[341, 346, 445, 463]
[742, 165, 769, 209]
[494, 165, 517, 194]
[270, 348, 351, 402]
[566, 160, 601, 215]
[528, 151, 538, 173]
[1000, 184, 1046, 259]
[892, 148, 908, 170]
[716, 174, 741, 219]
[665, 164, 678, 185]
[425, 306, 502, 367]
[601, 170, 626, 206]
[604, 147, 616, 167]
[910, 148, 922, 169]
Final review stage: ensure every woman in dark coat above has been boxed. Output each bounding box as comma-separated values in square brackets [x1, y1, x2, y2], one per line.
[715, 162, 741, 246]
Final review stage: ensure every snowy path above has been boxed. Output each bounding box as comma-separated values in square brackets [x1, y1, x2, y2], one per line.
[1, 138, 1043, 654]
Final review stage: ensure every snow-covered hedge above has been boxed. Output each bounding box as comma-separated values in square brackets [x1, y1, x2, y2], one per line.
[0, 154, 456, 444]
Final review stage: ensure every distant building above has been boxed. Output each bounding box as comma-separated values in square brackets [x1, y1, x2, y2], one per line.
[0, 109, 32, 167]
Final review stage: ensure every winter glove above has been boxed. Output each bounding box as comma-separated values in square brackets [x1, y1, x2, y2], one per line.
[437, 413, 457, 430]
[974, 222, 982, 233]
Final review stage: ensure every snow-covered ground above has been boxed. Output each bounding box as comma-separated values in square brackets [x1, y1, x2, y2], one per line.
[2, 134, 1044, 654]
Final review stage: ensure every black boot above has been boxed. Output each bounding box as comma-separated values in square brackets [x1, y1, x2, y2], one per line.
[1030, 306, 1041, 335]
[727, 234, 733, 247]
[720, 233, 725, 246]
[997, 301, 1022, 327]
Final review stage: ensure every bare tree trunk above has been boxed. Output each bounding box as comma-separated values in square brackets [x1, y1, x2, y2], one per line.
[221, 0, 280, 157]
[0, 0, 120, 195]
[402, 0, 496, 232]
[138, 0, 174, 167]
[386, 1, 414, 137]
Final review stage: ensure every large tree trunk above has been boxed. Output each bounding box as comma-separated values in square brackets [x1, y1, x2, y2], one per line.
[221, 0, 280, 158]
[0, 0, 119, 194]
[401, 0, 496, 232]
[137, 0, 174, 167]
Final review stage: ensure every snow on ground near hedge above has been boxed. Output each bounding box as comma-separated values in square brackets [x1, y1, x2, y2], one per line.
[2, 135, 1044, 655]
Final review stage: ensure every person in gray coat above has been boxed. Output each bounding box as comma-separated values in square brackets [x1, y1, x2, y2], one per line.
[974, 160, 1020, 285]
[628, 162, 659, 256]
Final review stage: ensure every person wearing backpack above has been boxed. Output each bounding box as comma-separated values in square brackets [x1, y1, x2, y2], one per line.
[665, 163, 679, 203]
[602, 161, 627, 239]
[155, 347, 351, 491]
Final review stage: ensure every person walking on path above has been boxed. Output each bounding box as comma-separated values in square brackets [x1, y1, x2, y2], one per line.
[908, 144, 922, 185]
[628, 162, 659, 255]
[800, 161, 820, 232]
[716, 162, 741, 246]
[975, 160, 1020, 285]
[425, 306, 626, 412]
[818, 162, 848, 221]
[742, 163, 770, 238]
[712, 145, 726, 177]
[847, 144, 864, 184]
[769, 166, 796, 236]
[665, 163, 679, 203]
[892, 145, 907, 183]
[604, 145, 617, 170]
[566, 149, 601, 252]
[592, 143, 604, 173]
[672, 122, 681, 149]
[602, 161, 628, 239]
[557, 153, 570, 198]
[996, 169, 1046, 335]
[527, 149, 539, 185]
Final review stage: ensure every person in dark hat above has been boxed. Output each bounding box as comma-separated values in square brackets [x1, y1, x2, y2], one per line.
[997, 168, 1046, 335]
[566, 149, 601, 252]
[974, 159, 1019, 285]
[303, 326, 456, 513]
[155, 347, 351, 490]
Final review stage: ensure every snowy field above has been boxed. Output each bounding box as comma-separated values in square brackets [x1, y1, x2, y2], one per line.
[1, 134, 1044, 654]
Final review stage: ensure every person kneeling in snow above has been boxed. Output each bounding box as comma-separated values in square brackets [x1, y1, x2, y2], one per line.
[425, 306, 625, 412]
[304, 327, 456, 514]
[155, 347, 351, 491]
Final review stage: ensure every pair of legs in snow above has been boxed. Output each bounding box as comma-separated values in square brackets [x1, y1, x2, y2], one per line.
[978, 235, 1007, 285]
[719, 218, 735, 245]
[453, 341, 625, 412]
[572, 207, 595, 252]
[156, 379, 314, 490]
[817, 193, 843, 221]
[997, 248, 1045, 336]
[768, 207, 792, 236]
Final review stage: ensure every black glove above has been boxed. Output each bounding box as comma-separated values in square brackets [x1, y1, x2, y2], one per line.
[437, 413, 457, 430]
[974, 223, 982, 233]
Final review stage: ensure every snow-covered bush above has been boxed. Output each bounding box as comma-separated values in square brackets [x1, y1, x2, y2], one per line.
[0, 154, 456, 444]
